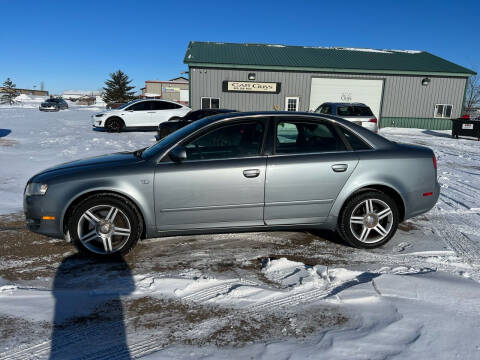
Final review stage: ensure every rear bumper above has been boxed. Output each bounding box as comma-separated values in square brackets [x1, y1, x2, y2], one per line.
[404, 181, 440, 220]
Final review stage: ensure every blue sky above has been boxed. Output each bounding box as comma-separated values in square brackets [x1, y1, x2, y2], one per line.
[0, 0, 478, 94]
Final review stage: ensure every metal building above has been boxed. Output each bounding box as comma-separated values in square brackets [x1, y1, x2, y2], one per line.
[184, 41, 476, 130]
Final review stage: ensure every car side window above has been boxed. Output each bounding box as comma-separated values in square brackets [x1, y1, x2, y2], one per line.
[182, 120, 265, 161]
[337, 126, 372, 150]
[276, 120, 346, 154]
[152, 101, 182, 110]
[129, 101, 148, 111]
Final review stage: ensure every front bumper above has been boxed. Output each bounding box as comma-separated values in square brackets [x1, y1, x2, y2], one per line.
[91, 115, 105, 128]
[39, 107, 59, 112]
[24, 193, 64, 238]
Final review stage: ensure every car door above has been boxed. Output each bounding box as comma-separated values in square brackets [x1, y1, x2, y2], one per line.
[264, 116, 359, 225]
[154, 118, 268, 231]
[122, 101, 151, 126]
[150, 101, 185, 126]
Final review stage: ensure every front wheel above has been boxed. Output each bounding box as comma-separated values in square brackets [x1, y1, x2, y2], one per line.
[105, 117, 125, 132]
[68, 194, 142, 258]
[338, 191, 399, 248]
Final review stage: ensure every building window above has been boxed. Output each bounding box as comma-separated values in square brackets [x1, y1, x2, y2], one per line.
[285, 97, 299, 111]
[201, 97, 220, 109]
[434, 104, 453, 118]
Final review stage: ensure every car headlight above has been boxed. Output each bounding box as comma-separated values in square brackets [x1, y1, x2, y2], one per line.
[25, 183, 48, 196]
[95, 113, 105, 117]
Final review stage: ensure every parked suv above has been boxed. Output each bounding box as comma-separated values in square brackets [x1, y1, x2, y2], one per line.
[315, 103, 378, 133]
[156, 109, 236, 140]
[39, 98, 69, 112]
[92, 99, 191, 132]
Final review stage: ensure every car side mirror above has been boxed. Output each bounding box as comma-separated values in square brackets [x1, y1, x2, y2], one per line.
[170, 146, 187, 163]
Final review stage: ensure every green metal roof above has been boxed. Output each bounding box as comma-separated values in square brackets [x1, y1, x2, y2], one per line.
[184, 41, 476, 77]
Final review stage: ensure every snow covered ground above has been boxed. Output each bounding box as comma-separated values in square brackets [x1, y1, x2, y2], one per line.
[1, 102, 480, 359]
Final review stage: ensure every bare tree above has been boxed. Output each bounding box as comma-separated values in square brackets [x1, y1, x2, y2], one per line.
[465, 74, 480, 114]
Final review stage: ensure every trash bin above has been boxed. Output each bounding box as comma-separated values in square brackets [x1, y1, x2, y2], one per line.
[451, 116, 480, 140]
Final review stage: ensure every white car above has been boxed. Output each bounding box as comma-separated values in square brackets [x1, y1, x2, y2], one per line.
[315, 103, 378, 133]
[92, 99, 190, 132]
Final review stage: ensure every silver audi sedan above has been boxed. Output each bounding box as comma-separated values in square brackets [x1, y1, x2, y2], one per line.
[24, 112, 440, 258]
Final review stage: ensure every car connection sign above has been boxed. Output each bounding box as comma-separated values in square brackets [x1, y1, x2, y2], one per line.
[222, 81, 281, 94]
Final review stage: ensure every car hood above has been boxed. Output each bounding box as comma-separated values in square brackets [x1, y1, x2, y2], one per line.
[31, 152, 141, 182]
[40, 102, 57, 107]
[95, 110, 115, 116]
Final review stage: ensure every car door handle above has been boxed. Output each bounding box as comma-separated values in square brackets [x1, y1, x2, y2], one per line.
[331, 164, 348, 172]
[243, 169, 260, 178]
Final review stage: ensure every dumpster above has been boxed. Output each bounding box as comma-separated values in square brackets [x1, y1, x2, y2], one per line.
[451, 116, 480, 140]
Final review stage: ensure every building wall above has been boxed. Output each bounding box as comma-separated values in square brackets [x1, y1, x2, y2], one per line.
[189, 67, 468, 129]
[145, 82, 189, 103]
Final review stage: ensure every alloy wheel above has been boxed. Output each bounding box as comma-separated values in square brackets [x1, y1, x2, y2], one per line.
[77, 205, 131, 254]
[349, 198, 394, 244]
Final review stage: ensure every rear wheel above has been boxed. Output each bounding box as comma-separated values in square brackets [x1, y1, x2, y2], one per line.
[338, 191, 399, 248]
[105, 117, 125, 132]
[68, 194, 142, 258]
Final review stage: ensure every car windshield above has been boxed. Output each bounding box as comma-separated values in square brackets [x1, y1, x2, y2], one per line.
[337, 106, 373, 116]
[141, 116, 219, 159]
[117, 100, 140, 110]
[46, 99, 57, 103]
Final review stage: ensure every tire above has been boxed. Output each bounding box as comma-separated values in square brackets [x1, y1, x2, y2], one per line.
[338, 191, 399, 248]
[68, 194, 143, 258]
[105, 117, 125, 132]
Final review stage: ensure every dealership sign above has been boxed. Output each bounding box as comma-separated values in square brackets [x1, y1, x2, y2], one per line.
[222, 81, 281, 94]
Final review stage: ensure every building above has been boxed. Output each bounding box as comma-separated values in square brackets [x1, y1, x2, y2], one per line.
[0, 87, 48, 96]
[142, 77, 189, 106]
[62, 90, 102, 100]
[184, 41, 476, 130]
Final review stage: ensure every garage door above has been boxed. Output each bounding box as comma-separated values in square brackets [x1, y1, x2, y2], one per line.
[309, 78, 384, 119]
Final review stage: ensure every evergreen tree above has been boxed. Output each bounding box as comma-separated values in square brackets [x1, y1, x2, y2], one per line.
[0, 78, 18, 105]
[102, 70, 135, 103]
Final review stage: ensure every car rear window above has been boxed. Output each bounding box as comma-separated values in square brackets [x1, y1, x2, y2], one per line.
[337, 106, 373, 117]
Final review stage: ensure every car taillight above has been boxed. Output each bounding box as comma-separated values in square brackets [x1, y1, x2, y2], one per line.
[368, 118, 377, 123]
[432, 154, 437, 170]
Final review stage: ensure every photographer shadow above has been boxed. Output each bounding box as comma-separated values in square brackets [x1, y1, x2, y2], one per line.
[49, 253, 134, 360]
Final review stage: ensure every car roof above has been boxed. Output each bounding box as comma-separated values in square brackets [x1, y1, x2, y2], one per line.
[138, 98, 182, 104]
[202, 111, 394, 149]
[323, 102, 368, 107]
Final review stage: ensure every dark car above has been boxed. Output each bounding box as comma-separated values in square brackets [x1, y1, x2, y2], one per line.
[39, 98, 68, 112]
[155, 108, 236, 140]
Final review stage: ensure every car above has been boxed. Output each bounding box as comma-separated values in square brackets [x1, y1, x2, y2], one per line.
[155, 108, 236, 141]
[24, 111, 440, 258]
[92, 99, 191, 132]
[39, 98, 69, 112]
[315, 103, 378, 133]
